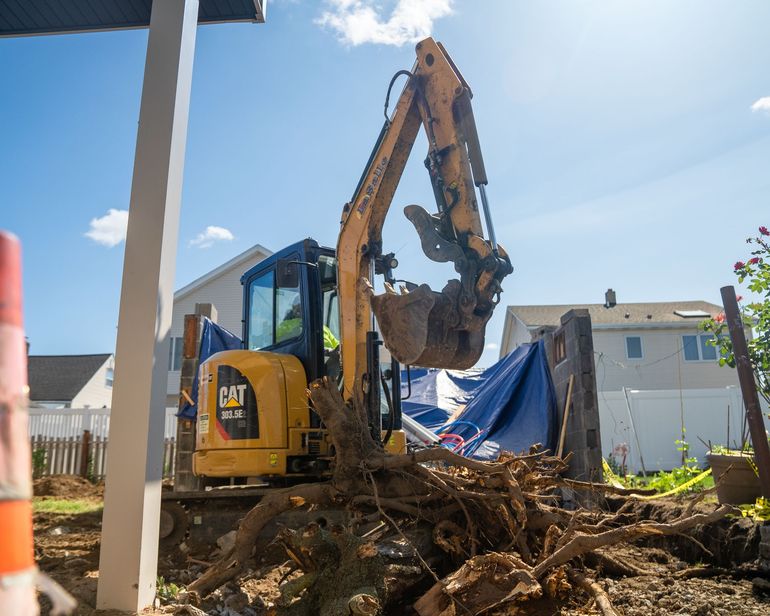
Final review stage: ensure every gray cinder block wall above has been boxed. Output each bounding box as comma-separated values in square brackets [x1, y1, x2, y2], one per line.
[533, 309, 603, 483]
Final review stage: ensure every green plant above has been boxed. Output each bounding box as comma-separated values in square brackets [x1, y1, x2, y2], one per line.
[701, 225, 770, 405]
[605, 454, 624, 477]
[710, 443, 753, 455]
[738, 497, 770, 521]
[31, 448, 46, 479]
[156, 576, 180, 603]
[646, 460, 704, 493]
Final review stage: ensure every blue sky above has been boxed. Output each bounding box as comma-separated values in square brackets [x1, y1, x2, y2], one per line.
[2, 0, 770, 367]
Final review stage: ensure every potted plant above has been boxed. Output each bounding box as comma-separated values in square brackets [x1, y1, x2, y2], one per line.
[707, 445, 761, 505]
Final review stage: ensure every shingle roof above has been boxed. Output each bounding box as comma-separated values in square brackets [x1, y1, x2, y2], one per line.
[508, 301, 723, 328]
[28, 354, 112, 402]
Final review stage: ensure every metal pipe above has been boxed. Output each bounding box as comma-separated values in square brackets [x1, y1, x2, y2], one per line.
[478, 184, 498, 252]
[720, 285, 770, 498]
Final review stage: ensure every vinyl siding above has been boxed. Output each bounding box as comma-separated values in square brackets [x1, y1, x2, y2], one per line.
[71, 356, 114, 409]
[166, 251, 268, 402]
[592, 327, 741, 392]
[500, 311, 742, 393]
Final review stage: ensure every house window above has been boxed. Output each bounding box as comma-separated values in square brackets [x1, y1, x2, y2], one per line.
[625, 336, 643, 359]
[105, 367, 114, 387]
[168, 337, 183, 371]
[682, 334, 717, 361]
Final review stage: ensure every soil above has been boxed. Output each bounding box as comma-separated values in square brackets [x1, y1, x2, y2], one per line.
[33, 488, 770, 615]
[34, 475, 104, 499]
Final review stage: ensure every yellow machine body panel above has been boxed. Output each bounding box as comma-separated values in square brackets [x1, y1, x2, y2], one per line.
[193, 349, 329, 478]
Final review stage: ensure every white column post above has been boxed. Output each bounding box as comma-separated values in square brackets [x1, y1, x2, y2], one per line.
[96, 0, 198, 610]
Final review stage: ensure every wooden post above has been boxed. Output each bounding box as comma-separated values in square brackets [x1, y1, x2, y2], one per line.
[80, 430, 92, 478]
[0, 231, 36, 614]
[721, 285, 770, 498]
[174, 304, 216, 492]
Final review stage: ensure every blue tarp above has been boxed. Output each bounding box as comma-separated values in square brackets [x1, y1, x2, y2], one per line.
[402, 341, 557, 460]
[177, 318, 242, 420]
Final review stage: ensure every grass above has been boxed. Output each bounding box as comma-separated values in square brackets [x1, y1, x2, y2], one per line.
[33, 497, 103, 515]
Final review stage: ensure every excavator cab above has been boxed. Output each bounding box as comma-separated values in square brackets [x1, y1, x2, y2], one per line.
[193, 239, 404, 480]
[242, 239, 339, 394]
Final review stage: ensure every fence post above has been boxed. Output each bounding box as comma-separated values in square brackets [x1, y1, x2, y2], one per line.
[80, 430, 92, 479]
[0, 232, 36, 614]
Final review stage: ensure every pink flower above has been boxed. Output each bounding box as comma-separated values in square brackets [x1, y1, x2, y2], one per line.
[749, 257, 760, 265]
[734, 261, 745, 270]
[760, 226, 769, 236]
[714, 313, 725, 323]
[736, 295, 743, 302]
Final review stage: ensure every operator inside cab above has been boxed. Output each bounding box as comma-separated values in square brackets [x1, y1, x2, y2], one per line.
[277, 296, 339, 351]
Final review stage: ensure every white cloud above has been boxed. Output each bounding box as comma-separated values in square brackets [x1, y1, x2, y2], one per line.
[316, 0, 452, 47]
[485, 342, 499, 351]
[84, 209, 128, 247]
[751, 96, 770, 114]
[190, 226, 235, 249]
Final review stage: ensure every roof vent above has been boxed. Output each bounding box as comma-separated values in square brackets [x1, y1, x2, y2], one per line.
[604, 288, 617, 308]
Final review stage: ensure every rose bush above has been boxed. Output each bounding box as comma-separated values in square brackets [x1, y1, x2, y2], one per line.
[701, 225, 770, 404]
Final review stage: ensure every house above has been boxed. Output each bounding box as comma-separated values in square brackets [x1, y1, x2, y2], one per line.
[166, 244, 272, 407]
[499, 290, 759, 472]
[28, 353, 114, 409]
[500, 290, 738, 392]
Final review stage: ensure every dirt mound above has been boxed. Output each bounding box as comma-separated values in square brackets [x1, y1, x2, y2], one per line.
[34, 475, 103, 499]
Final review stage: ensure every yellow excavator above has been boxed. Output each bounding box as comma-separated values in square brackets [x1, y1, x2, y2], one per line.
[190, 37, 512, 482]
[160, 37, 512, 549]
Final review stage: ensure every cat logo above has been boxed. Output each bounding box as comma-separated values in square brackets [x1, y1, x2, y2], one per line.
[215, 365, 259, 440]
[219, 384, 248, 410]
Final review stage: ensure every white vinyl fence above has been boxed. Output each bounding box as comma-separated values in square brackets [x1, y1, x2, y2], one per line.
[28, 407, 178, 479]
[599, 386, 770, 474]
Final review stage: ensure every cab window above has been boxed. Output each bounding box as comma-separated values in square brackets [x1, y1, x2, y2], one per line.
[247, 266, 304, 350]
[318, 255, 339, 348]
[248, 271, 274, 350]
[276, 285, 303, 344]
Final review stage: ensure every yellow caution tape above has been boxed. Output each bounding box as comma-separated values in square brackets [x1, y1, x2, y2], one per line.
[601, 458, 627, 489]
[629, 468, 712, 500]
[601, 458, 713, 500]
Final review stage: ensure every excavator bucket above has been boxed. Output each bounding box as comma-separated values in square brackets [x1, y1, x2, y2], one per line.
[370, 280, 487, 370]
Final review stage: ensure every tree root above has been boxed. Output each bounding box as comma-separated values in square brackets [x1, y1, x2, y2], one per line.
[568, 570, 621, 616]
[185, 375, 739, 615]
[188, 482, 336, 597]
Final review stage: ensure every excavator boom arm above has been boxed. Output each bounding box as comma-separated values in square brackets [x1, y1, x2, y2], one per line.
[337, 38, 512, 408]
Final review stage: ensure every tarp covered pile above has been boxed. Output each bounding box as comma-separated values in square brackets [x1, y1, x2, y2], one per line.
[402, 341, 557, 459]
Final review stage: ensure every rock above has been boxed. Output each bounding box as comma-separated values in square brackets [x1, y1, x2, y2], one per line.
[751, 576, 770, 595]
[216, 530, 237, 554]
[62, 557, 89, 569]
[224, 590, 249, 613]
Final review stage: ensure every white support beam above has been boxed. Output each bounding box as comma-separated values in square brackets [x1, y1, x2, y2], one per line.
[96, 0, 199, 610]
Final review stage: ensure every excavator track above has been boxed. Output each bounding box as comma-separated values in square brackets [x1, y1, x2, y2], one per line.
[160, 488, 349, 558]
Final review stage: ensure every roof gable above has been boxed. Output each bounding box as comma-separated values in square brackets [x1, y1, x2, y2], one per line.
[28, 354, 112, 402]
[174, 244, 272, 302]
